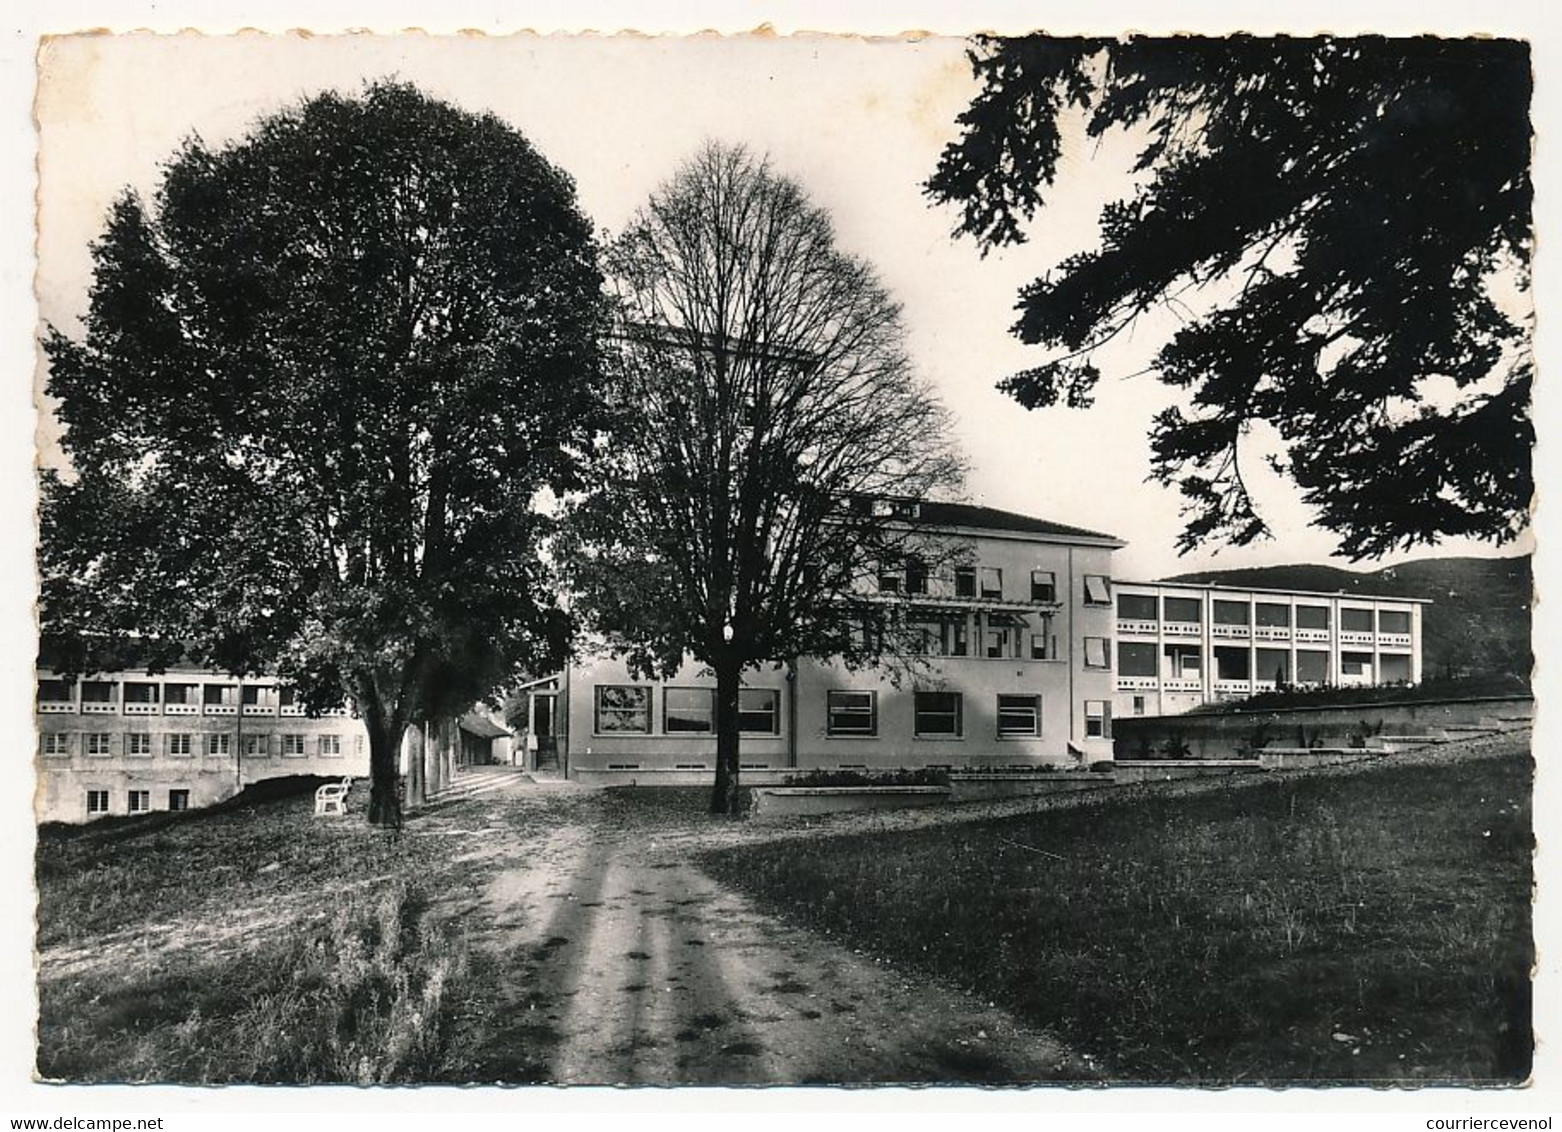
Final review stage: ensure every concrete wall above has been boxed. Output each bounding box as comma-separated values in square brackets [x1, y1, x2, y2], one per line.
[1112, 695, 1533, 761]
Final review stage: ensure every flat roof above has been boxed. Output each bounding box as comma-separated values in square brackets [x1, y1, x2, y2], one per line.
[1117, 579, 1433, 605]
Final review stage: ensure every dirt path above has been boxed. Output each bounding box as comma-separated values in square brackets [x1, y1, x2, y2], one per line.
[441, 731, 1529, 1085]
[455, 796, 1093, 1085]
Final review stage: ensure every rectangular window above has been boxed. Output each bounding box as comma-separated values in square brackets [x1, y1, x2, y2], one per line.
[913, 691, 962, 738]
[978, 567, 1003, 599]
[1296, 604, 1331, 629]
[1030, 570, 1057, 602]
[876, 567, 902, 594]
[664, 688, 715, 734]
[80, 681, 116, 704]
[127, 790, 150, 814]
[1164, 643, 1203, 677]
[1085, 700, 1112, 739]
[905, 557, 928, 595]
[826, 691, 877, 737]
[1084, 637, 1110, 669]
[1084, 575, 1112, 606]
[906, 620, 944, 656]
[949, 619, 969, 657]
[739, 688, 780, 735]
[36, 678, 73, 704]
[203, 684, 237, 706]
[1256, 648, 1291, 683]
[1030, 633, 1052, 661]
[86, 733, 113, 757]
[996, 694, 1041, 737]
[986, 628, 1012, 658]
[123, 682, 159, 704]
[1379, 610, 1412, 634]
[1296, 650, 1329, 683]
[167, 733, 192, 757]
[86, 790, 110, 815]
[1132, 695, 1146, 716]
[1255, 602, 1291, 627]
[595, 686, 651, 734]
[243, 734, 269, 758]
[1164, 596, 1202, 623]
[164, 682, 196, 705]
[1341, 607, 1374, 632]
[127, 732, 152, 757]
[1212, 600, 1250, 626]
[1118, 641, 1158, 677]
[954, 566, 976, 598]
[1341, 651, 1374, 676]
[206, 733, 232, 757]
[168, 789, 190, 812]
[40, 732, 70, 756]
[282, 734, 306, 757]
[1214, 646, 1251, 681]
[320, 734, 343, 757]
[278, 687, 298, 708]
[1116, 593, 1158, 621]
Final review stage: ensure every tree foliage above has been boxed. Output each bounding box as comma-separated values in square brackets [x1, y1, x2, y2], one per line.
[568, 142, 963, 813]
[927, 35, 1533, 559]
[41, 81, 606, 823]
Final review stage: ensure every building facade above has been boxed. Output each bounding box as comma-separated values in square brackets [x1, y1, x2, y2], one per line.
[34, 666, 370, 822]
[1111, 581, 1428, 718]
[538, 503, 1127, 782]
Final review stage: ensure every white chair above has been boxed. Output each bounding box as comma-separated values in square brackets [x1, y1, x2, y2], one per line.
[314, 776, 352, 816]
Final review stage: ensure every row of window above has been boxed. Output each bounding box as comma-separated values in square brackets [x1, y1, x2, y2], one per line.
[900, 614, 1102, 663]
[86, 788, 191, 815]
[596, 687, 782, 735]
[37, 679, 324, 707]
[41, 732, 354, 757]
[594, 685, 1115, 739]
[876, 564, 1111, 607]
[1115, 595, 1413, 633]
[1117, 643, 1408, 681]
[827, 690, 1113, 740]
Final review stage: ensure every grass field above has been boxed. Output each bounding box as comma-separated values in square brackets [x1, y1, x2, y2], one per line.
[35, 778, 484, 1083]
[700, 751, 1533, 1084]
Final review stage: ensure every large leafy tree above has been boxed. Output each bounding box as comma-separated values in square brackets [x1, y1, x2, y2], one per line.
[927, 35, 1533, 559]
[41, 81, 606, 825]
[569, 143, 963, 814]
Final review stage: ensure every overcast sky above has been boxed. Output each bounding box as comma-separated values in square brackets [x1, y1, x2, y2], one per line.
[33, 32, 1536, 580]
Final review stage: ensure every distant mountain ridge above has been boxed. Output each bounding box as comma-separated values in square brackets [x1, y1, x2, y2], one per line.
[1160, 555, 1532, 683]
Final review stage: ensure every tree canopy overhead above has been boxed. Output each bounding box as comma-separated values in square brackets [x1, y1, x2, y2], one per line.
[569, 142, 963, 813]
[927, 35, 1533, 560]
[42, 81, 607, 823]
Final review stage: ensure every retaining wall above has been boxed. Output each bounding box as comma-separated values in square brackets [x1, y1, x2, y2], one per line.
[1114, 695, 1533, 760]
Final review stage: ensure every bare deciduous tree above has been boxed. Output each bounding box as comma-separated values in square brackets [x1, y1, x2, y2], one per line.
[568, 142, 964, 814]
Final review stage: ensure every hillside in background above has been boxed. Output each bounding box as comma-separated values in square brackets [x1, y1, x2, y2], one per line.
[1163, 555, 1532, 684]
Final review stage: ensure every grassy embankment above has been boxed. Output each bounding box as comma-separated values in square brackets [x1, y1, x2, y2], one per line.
[701, 746, 1533, 1084]
[35, 779, 478, 1083]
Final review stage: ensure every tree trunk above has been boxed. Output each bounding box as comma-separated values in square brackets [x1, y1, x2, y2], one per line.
[405, 722, 425, 810]
[366, 713, 405, 827]
[710, 658, 743, 815]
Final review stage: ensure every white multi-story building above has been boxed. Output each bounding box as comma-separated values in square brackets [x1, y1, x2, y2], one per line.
[1111, 581, 1428, 719]
[34, 666, 371, 822]
[532, 501, 1127, 781]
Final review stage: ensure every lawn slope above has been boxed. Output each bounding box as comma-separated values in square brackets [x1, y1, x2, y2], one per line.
[701, 746, 1533, 1084]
